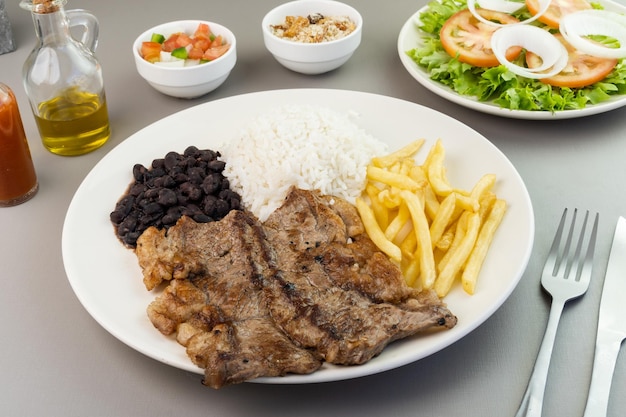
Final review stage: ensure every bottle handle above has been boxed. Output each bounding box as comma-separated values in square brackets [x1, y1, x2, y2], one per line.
[66, 9, 99, 52]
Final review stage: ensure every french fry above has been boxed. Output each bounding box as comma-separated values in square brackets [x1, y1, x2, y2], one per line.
[356, 197, 402, 263]
[371, 139, 425, 168]
[357, 138, 506, 298]
[403, 257, 421, 289]
[425, 140, 453, 197]
[367, 165, 422, 191]
[470, 173, 496, 200]
[366, 183, 388, 229]
[384, 203, 410, 242]
[401, 190, 436, 289]
[462, 199, 507, 294]
[435, 212, 481, 297]
[400, 231, 417, 258]
[410, 165, 439, 219]
[430, 192, 456, 248]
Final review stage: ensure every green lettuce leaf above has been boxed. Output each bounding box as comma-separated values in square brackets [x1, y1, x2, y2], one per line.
[405, 0, 626, 112]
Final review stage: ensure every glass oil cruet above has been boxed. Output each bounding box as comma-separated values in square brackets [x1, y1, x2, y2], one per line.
[20, 0, 110, 156]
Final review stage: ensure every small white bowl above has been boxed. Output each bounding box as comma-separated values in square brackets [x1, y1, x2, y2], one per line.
[262, 0, 362, 75]
[132, 20, 237, 98]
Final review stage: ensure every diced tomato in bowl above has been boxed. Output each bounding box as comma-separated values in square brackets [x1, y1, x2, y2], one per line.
[132, 20, 237, 98]
[141, 22, 231, 67]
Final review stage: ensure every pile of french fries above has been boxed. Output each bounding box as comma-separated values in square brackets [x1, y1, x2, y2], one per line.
[355, 139, 506, 297]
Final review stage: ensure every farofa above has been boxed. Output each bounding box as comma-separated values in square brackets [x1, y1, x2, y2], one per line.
[270, 13, 356, 43]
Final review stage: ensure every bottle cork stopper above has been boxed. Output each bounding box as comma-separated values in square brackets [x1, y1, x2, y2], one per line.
[32, 0, 60, 14]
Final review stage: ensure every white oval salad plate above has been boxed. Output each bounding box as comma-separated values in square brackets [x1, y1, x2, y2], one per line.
[62, 88, 534, 384]
[398, 0, 626, 120]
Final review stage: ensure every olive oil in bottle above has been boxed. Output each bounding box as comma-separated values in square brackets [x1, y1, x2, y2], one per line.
[21, 0, 110, 156]
[35, 88, 110, 156]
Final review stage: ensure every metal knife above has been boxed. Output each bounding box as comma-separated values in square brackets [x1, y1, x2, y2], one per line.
[583, 216, 626, 417]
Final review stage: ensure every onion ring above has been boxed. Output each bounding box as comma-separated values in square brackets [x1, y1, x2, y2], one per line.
[467, 0, 551, 26]
[490, 25, 569, 78]
[560, 10, 626, 59]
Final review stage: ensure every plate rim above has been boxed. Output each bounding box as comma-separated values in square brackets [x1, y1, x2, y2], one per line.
[61, 88, 535, 384]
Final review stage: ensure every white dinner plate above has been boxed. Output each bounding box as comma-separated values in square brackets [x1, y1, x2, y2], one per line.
[397, 0, 626, 120]
[62, 89, 534, 384]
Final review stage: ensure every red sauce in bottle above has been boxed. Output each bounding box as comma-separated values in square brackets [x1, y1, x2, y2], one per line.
[0, 83, 38, 206]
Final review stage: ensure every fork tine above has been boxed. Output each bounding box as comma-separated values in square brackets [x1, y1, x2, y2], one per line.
[545, 208, 569, 276]
[576, 211, 599, 284]
[563, 209, 585, 280]
[549, 209, 599, 282]
[545, 208, 568, 275]
[558, 208, 578, 278]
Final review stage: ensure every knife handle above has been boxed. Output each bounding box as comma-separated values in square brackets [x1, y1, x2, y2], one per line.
[582, 329, 624, 417]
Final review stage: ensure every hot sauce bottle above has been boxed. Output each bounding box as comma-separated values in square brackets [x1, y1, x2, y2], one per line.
[0, 83, 38, 207]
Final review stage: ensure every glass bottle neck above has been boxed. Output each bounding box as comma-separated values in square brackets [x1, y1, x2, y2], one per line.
[31, 9, 71, 46]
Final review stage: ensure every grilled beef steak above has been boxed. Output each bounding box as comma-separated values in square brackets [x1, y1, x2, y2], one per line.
[135, 187, 457, 388]
[139, 210, 322, 388]
[262, 188, 457, 365]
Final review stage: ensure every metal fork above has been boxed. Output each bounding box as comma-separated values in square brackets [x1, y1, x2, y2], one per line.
[515, 208, 599, 417]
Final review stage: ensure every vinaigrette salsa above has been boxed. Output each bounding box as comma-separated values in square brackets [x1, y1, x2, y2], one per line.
[141, 23, 230, 66]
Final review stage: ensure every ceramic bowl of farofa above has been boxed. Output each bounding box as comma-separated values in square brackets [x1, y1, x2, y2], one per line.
[262, 0, 362, 75]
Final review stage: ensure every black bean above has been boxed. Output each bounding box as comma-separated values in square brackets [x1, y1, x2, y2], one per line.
[199, 149, 217, 161]
[173, 172, 188, 184]
[116, 195, 135, 212]
[142, 202, 163, 215]
[193, 213, 212, 223]
[157, 188, 178, 206]
[184, 182, 203, 201]
[162, 213, 179, 226]
[111, 147, 242, 248]
[144, 188, 160, 200]
[152, 158, 165, 169]
[208, 159, 226, 172]
[203, 195, 217, 215]
[230, 197, 240, 210]
[150, 167, 166, 178]
[188, 167, 205, 185]
[184, 145, 199, 157]
[164, 151, 180, 171]
[110, 209, 125, 225]
[124, 231, 142, 246]
[214, 199, 230, 218]
[181, 204, 202, 217]
[132, 164, 148, 182]
[162, 175, 176, 189]
[118, 213, 138, 236]
[202, 174, 221, 194]
[129, 183, 147, 196]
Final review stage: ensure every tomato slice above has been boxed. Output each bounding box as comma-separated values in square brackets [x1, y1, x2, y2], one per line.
[211, 35, 225, 48]
[526, 34, 617, 88]
[162, 34, 180, 52]
[188, 47, 205, 60]
[141, 41, 162, 63]
[202, 44, 230, 61]
[175, 33, 194, 48]
[440, 8, 522, 67]
[525, 0, 592, 29]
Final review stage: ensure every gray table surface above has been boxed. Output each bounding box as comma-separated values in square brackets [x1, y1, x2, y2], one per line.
[1, 0, 625, 416]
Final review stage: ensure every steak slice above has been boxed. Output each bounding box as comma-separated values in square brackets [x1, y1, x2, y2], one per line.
[139, 211, 322, 388]
[262, 188, 457, 365]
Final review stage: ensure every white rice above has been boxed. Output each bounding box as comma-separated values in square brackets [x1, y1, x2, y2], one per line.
[220, 104, 388, 222]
